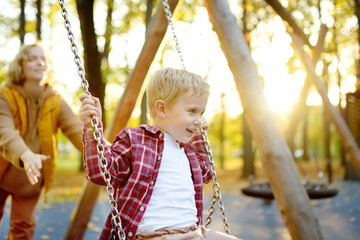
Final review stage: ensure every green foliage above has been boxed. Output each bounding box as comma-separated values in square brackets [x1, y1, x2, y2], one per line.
[293, 105, 343, 162]
[56, 130, 81, 171]
[0, 61, 6, 84]
[0, 0, 358, 173]
[208, 112, 243, 163]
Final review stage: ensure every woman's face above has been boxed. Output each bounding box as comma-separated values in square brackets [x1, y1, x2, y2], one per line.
[21, 46, 48, 84]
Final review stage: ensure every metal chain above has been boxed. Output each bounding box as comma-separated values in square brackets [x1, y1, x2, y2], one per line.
[201, 130, 231, 234]
[57, 1, 126, 239]
[161, 0, 231, 235]
[161, 0, 185, 70]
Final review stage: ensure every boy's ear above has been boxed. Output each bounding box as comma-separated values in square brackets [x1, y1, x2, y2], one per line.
[155, 100, 166, 118]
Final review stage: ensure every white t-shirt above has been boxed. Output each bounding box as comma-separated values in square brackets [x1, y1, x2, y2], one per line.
[136, 133, 197, 234]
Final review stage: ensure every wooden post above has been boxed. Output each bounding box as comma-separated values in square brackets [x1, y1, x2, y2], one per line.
[264, 0, 313, 48]
[204, 1, 324, 240]
[64, 1, 182, 239]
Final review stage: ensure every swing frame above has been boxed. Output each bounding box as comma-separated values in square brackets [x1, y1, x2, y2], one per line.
[58, 0, 230, 238]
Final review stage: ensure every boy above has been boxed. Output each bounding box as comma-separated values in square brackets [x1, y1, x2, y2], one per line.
[79, 68, 239, 240]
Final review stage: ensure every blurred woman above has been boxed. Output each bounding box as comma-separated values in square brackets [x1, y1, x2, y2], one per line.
[0, 42, 83, 239]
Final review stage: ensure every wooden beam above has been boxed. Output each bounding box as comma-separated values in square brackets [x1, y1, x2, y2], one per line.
[204, 1, 324, 240]
[263, 0, 328, 148]
[64, 1, 182, 239]
[285, 25, 328, 148]
[264, 0, 313, 49]
[291, 33, 360, 175]
[64, 181, 101, 240]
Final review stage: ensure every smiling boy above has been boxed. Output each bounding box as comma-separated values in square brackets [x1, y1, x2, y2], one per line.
[79, 68, 240, 240]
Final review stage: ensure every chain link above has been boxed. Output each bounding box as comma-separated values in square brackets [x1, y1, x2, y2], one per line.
[161, 0, 231, 235]
[201, 130, 231, 235]
[161, 0, 185, 70]
[58, 1, 126, 239]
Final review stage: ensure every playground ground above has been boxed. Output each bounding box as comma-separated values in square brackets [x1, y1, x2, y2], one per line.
[0, 165, 359, 240]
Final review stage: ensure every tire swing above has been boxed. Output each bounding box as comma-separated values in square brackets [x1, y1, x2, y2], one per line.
[241, 161, 338, 200]
[241, 181, 338, 200]
[58, 0, 231, 238]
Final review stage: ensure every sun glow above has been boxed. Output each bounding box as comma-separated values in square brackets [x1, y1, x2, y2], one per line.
[1, 3, 356, 123]
[263, 69, 307, 114]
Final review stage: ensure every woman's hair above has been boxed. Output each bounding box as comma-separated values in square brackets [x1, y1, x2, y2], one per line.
[146, 68, 210, 118]
[7, 42, 52, 85]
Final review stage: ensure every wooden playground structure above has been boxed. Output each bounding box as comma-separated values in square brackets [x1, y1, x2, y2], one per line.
[60, 0, 360, 239]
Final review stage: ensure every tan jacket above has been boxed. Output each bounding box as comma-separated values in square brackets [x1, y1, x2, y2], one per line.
[0, 83, 83, 193]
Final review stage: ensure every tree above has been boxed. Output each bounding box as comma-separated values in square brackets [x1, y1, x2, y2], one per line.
[19, 0, 25, 44]
[75, 0, 105, 122]
[36, 0, 42, 40]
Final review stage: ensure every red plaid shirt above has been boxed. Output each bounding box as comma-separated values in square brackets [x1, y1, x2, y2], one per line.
[83, 123, 212, 240]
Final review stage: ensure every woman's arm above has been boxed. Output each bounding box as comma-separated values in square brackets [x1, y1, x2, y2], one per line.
[0, 93, 30, 168]
[58, 98, 83, 151]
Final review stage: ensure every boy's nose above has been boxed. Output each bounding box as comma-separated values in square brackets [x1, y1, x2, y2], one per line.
[194, 118, 201, 126]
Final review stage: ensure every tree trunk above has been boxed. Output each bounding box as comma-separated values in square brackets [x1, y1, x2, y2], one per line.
[102, 0, 113, 62]
[322, 62, 331, 182]
[140, 0, 154, 125]
[220, 92, 225, 169]
[291, 33, 360, 175]
[333, 20, 347, 169]
[19, 0, 25, 44]
[64, 0, 104, 239]
[242, 116, 255, 178]
[302, 108, 309, 161]
[36, 0, 42, 40]
[76, 0, 105, 123]
[354, 0, 360, 89]
[241, 0, 255, 179]
[285, 25, 327, 149]
[263, 0, 328, 150]
[204, 1, 324, 239]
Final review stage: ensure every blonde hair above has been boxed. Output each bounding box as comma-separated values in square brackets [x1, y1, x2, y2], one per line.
[7, 42, 52, 85]
[146, 68, 210, 118]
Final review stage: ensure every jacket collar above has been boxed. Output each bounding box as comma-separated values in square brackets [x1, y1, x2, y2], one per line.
[139, 124, 163, 136]
[6, 82, 57, 102]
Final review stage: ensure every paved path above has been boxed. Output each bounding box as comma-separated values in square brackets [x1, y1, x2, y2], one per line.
[0, 181, 359, 239]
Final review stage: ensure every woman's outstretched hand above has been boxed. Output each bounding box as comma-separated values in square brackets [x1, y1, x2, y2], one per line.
[20, 150, 50, 185]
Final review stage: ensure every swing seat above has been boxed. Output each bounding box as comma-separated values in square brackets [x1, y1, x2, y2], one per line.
[241, 182, 338, 200]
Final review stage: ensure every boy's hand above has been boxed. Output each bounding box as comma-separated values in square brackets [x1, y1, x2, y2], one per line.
[79, 93, 102, 123]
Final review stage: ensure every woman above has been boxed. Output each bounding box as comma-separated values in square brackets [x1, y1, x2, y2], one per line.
[0, 42, 83, 239]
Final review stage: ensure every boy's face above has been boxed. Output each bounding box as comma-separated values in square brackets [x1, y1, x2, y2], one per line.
[160, 90, 208, 143]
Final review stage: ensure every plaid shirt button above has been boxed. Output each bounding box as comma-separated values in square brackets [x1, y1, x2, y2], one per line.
[128, 232, 133, 237]
[140, 206, 144, 211]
